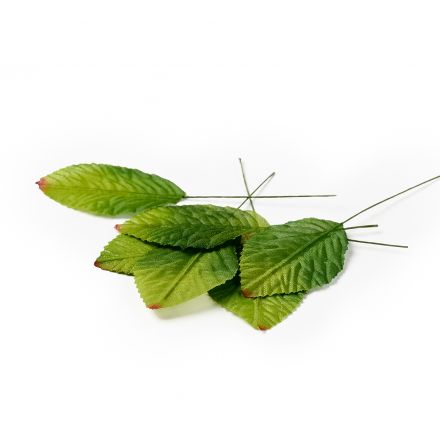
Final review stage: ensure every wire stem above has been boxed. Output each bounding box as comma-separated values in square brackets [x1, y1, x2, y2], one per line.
[238, 158, 255, 211]
[348, 239, 408, 249]
[185, 194, 336, 199]
[344, 224, 378, 230]
[342, 175, 439, 224]
[237, 172, 275, 209]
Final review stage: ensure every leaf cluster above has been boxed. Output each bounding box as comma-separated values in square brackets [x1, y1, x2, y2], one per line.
[37, 163, 438, 330]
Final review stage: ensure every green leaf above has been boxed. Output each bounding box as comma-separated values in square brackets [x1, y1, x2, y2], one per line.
[209, 278, 305, 330]
[37, 163, 185, 216]
[94, 234, 156, 275]
[118, 204, 269, 249]
[134, 245, 238, 308]
[240, 218, 348, 296]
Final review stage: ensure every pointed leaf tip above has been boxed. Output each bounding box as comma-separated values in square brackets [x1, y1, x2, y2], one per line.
[258, 325, 268, 331]
[115, 224, 121, 232]
[241, 288, 253, 298]
[36, 178, 47, 191]
[94, 234, 156, 275]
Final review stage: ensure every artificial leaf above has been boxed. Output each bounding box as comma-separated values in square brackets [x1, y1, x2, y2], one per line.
[240, 218, 348, 296]
[134, 245, 238, 308]
[118, 204, 269, 249]
[37, 163, 185, 216]
[94, 234, 156, 275]
[209, 278, 305, 330]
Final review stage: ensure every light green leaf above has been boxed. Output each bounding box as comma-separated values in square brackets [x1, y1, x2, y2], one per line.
[134, 245, 238, 308]
[240, 218, 348, 296]
[37, 163, 185, 216]
[209, 278, 305, 330]
[94, 234, 156, 275]
[118, 204, 269, 249]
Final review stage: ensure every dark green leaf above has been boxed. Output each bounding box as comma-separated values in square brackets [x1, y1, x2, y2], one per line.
[119, 204, 269, 249]
[240, 218, 348, 296]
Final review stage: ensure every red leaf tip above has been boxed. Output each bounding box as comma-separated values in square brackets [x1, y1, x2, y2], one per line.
[257, 325, 268, 331]
[148, 303, 161, 310]
[241, 288, 254, 298]
[94, 260, 103, 269]
[114, 224, 121, 232]
[36, 178, 47, 191]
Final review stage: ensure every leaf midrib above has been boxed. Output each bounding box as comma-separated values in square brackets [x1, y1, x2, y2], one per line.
[157, 253, 204, 303]
[46, 185, 183, 198]
[124, 226, 267, 249]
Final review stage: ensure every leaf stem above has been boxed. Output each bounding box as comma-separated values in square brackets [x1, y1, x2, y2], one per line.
[237, 172, 275, 209]
[344, 224, 379, 230]
[342, 175, 439, 224]
[348, 239, 408, 249]
[238, 158, 255, 211]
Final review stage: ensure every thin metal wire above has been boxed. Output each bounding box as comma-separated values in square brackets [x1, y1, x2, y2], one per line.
[348, 239, 408, 249]
[342, 175, 439, 224]
[237, 172, 275, 209]
[238, 158, 255, 211]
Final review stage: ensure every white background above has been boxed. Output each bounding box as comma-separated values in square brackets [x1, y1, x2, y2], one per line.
[1, 1, 439, 439]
